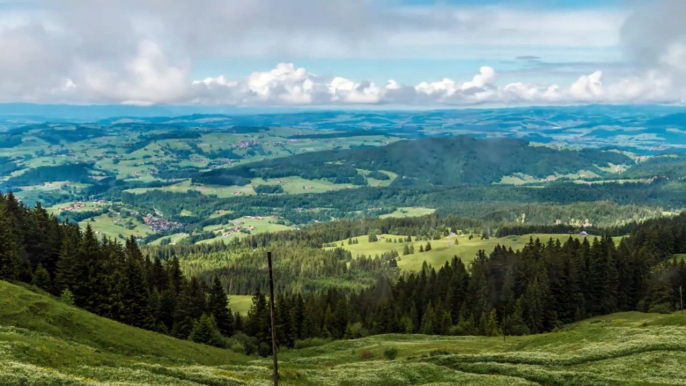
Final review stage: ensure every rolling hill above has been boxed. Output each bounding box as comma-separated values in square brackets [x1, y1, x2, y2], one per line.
[4, 279, 686, 385]
[195, 135, 631, 187]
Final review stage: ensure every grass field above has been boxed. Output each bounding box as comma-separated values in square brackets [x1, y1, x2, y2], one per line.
[379, 207, 436, 219]
[79, 213, 153, 240]
[228, 295, 256, 315]
[5, 279, 686, 385]
[328, 233, 624, 271]
[198, 217, 294, 244]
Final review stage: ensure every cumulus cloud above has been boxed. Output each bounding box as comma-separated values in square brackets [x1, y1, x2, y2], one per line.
[0, 0, 682, 106]
[185, 64, 684, 106]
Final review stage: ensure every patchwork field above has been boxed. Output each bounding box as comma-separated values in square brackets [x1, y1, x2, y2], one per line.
[328, 233, 624, 271]
[4, 280, 686, 385]
[198, 217, 294, 244]
[79, 213, 153, 240]
[379, 207, 436, 219]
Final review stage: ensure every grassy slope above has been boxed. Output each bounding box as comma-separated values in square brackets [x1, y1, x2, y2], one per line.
[329, 233, 624, 271]
[4, 280, 686, 385]
[0, 280, 254, 385]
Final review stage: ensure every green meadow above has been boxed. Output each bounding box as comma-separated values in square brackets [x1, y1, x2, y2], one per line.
[328, 233, 624, 271]
[4, 279, 686, 385]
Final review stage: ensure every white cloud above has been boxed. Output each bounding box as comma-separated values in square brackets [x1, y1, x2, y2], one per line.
[184, 63, 686, 106]
[0, 0, 681, 106]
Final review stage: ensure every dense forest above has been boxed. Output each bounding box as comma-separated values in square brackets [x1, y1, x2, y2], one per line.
[111, 178, 679, 230]
[187, 136, 631, 187]
[4, 163, 98, 186]
[2, 192, 686, 357]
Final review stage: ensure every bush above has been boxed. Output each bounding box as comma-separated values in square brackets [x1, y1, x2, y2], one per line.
[189, 314, 224, 348]
[360, 349, 374, 360]
[649, 303, 674, 314]
[60, 289, 75, 306]
[429, 349, 450, 357]
[294, 338, 330, 350]
[226, 331, 258, 355]
[383, 347, 399, 360]
[344, 322, 370, 339]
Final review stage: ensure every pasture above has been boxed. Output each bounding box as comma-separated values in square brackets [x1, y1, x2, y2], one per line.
[328, 233, 624, 271]
[4, 279, 686, 385]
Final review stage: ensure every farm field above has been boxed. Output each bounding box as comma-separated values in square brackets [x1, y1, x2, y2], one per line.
[198, 217, 294, 244]
[4, 279, 686, 385]
[379, 207, 436, 219]
[125, 179, 257, 198]
[79, 213, 153, 240]
[328, 233, 624, 271]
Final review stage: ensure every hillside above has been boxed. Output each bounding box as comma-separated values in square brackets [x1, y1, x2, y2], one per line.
[0, 280, 253, 385]
[4, 280, 686, 385]
[194, 136, 631, 187]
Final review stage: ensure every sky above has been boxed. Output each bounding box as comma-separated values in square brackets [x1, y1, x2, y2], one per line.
[0, 0, 685, 107]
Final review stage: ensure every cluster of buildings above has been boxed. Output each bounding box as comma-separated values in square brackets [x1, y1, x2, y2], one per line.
[58, 199, 106, 212]
[142, 214, 182, 233]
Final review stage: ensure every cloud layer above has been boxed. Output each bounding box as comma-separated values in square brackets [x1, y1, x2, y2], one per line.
[0, 0, 683, 106]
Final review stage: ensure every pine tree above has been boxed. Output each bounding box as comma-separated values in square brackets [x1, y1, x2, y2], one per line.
[189, 314, 224, 348]
[419, 302, 436, 335]
[208, 276, 235, 337]
[31, 263, 52, 291]
[60, 288, 75, 306]
[502, 297, 530, 336]
[74, 224, 108, 315]
[485, 309, 500, 336]
[0, 204, 25, 281]
[419, 245, 424, 253]
[54, 228, 79, 294]
[425, 242, 432, 252]
[121, 253, 153, 329]
[172, 277, 206, 339]
[439, 311, 452, 335]
[523, 279, 545, 333]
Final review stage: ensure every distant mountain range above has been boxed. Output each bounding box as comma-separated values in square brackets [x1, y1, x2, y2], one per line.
[2, 104, 686, 153]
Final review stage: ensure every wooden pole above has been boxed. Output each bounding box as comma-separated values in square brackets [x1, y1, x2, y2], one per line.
[267, 251, 278, 385]
[680, 286, 683, 314]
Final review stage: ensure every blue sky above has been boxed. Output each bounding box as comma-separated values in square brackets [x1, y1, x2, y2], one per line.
[0, 0, 683, 106]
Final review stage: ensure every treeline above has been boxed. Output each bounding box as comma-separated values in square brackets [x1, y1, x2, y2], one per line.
[4, 191, 686, 357]
[495, 221, 640, 238]
[254, 185, 284, 194]
[5, 163, 97, 186]
[0, 192, 247, 351]
[237, 213, 686, 351]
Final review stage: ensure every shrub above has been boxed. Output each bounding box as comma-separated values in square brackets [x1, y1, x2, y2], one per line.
[360, 349, 374, 360]
[383, 347, 399, 360]
[189, 314, 224, 348]
[649, 303, 673, 314]
[60, 289, 75, 306]
[294, 338, 330, 350]
[226, 331, 258, 355]
[429, 349, 450, 357]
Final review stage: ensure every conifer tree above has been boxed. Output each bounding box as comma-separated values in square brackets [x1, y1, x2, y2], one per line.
[208, 276, 235, 337]
[172, 277, 206, 339]
[122, 252, 153, 328]
[189, 314, 224, 348]
[485, 309, 500, 336]
[32, 263, 52, 291]
[419, 302, 436, 335]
